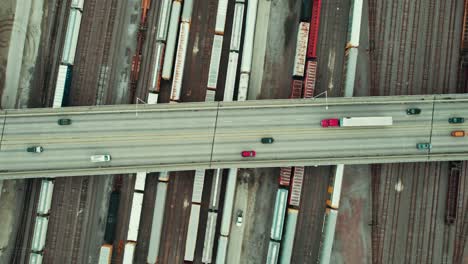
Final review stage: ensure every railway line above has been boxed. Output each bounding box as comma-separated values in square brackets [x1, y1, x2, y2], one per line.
[2, 0, 468, 263]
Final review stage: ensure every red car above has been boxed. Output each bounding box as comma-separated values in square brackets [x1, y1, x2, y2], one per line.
[241, 150, 256, 157]
[321, 118, 340, 127]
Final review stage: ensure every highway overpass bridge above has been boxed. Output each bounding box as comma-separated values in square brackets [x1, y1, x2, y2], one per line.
[1, 94, 467, 179]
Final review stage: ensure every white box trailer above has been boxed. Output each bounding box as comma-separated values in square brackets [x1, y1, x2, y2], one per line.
[37, 179, 54, 215]
[127, 192, 143, 241]
[135, 172, 146, 191]
[184, 204, 201, 261]
[340, 116, 393, 127]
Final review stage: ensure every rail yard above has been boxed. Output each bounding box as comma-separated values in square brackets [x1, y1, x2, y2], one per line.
[0, 0, 468, 263]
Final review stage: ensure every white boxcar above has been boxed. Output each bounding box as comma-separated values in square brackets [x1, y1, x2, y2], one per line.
[266, 241, 280, 264]
[147, 92, 159, 104]
[223, 52, 239, 102]
[62, 9, 82, 65]
[292, 22, 310, 77]
[53, 65, 70, 108]
[29, 253, 43, 264]
[214, 0, 229, 34]
[202, 212, 218, 263]
[318, 209, 338, 264]
[209, 169, 223, 210]
[215, 235, 228, 264]
[37, 179, 54, 215]
[184, 204, 201, 261]
[162, 0, 182, 80]
[279, 208, 298, 264]
[220, 169, 237, 236]
[150, 42, 165, 92]
[98, 244, 112, 264]
[71, 0, 84, 10]
[192, 169, 205, 203]
[147, 182, 168, 264]
[239, 0, 258, 73]
[237, 73, 249, 101]
[170, 21, 190, 101]
[344, 47, 358, 97]
[127, 192, 143, 241]
[122, 242, 136, 264]
[205, 89, 216, 102]
[159, 171, 170, 182]
[270, 189, 288, 241]
[347, 0, 363, 47]
[327, 164, 344, 209]
[289, 166, 304, 207]
[230, 3, 245, 51]
[31, 216, 48, 252]
[135, 172, 146, 192]
[156, 0, 173, 41]
[181, 0, 194, 23]
[207, 35, 224, 89]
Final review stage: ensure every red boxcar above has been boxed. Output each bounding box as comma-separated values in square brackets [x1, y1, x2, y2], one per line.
[307, 0, 322, 59]
[279, 167, 292, 187]
[290, 79, 303, 99]
[304, 60, 317, 98]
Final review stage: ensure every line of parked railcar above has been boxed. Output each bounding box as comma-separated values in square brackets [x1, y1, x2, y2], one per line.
[52, 0, 85, 108]
[317, 165, 343, 263]
[29, 179, 54, 264]
[129, 0, 151, 100]
[266, 2, 323, 263]
[236, 0, 257, 102]
[184, 169, 205, 262]
[32, 0, 85, 254]
[147, 172, 170, 264]
[343, 0, 362, 97]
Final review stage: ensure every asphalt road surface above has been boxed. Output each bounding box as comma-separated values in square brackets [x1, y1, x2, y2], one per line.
[1, 95, 468, 178]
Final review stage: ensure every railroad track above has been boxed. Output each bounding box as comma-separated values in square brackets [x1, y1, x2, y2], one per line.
[394, 0, 410, 95]
[405, 0, 422, 95]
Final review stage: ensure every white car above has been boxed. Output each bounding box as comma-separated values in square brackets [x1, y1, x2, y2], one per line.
[90, 154, 111, 162]
[236, 210, 243, 227]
